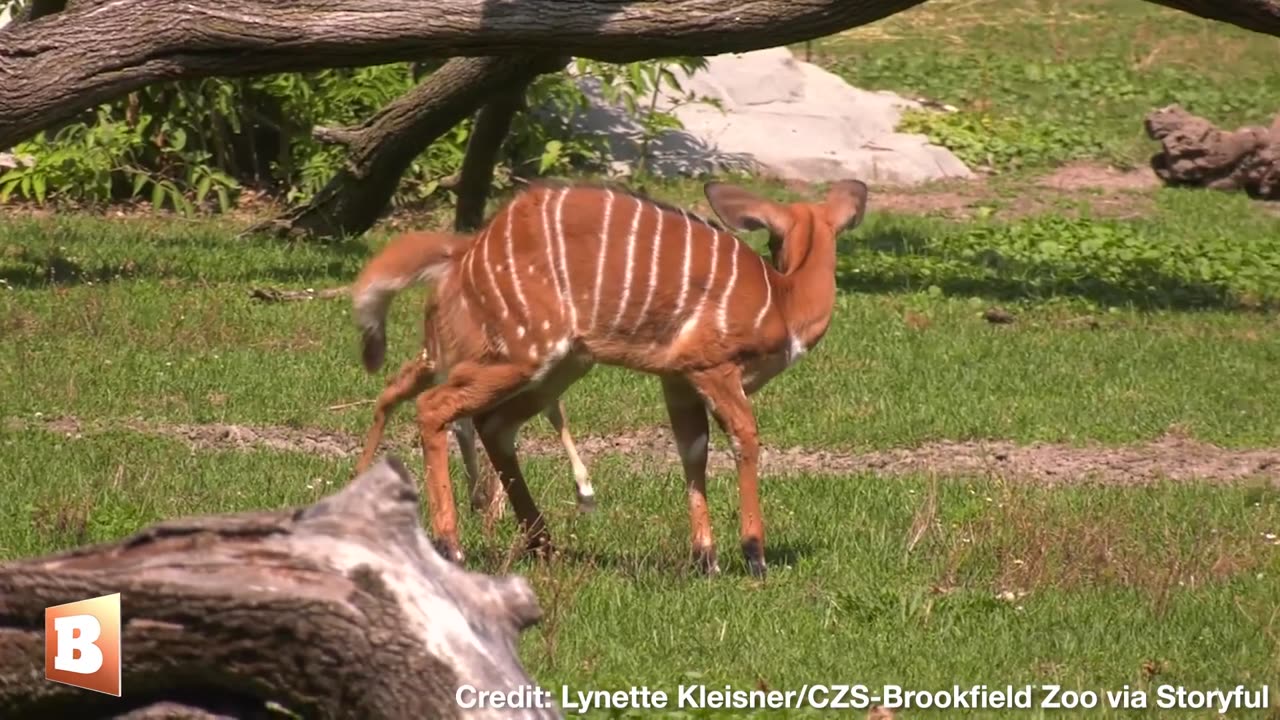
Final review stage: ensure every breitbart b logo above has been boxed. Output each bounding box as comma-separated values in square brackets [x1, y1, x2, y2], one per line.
[45, 593, 121, 696]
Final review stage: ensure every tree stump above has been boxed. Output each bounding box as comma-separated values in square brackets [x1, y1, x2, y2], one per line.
[0, 457, 560, 720]
[1145, 104, 1280, 199]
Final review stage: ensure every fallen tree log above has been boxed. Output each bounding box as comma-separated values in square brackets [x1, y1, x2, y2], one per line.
[5, 0, 1280, 149]
[0, 457, 559, 720]
[1145, 104, 1280, 199]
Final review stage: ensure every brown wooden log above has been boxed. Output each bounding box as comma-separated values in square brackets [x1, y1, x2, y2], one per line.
[0, 457, 559, 720]
[1145, 104, 1280, 199]
[0, 0, 913, 150]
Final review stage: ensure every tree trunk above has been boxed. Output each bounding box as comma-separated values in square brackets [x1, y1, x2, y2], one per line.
[0, 457, 559, 720]
[248, 54, 565, 240]
[453, 88, 528, 234]
[1145, 104, 1280, 199]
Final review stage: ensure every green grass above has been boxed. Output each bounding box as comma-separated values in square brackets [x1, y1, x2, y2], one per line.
[3, 190, 1279, 718]
[6, 1, 1280, 715]
[5, 190, 1280, 451]
[3, 430, 1278, 718]
[798, 0, 1280, 171]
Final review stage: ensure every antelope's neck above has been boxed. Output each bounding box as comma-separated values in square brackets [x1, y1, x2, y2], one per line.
[774, 220, 836, 354]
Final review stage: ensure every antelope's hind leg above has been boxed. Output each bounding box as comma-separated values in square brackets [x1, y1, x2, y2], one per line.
[661, 376, 719, 577]
[543, 399, 595, 513]
[413, 360, 541, 564]
[453, 416, 505, 517]
[355, 353, 436, 475]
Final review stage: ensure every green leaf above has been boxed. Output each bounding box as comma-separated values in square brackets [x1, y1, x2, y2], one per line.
[130, 172, 149, 198]
[150, 181, 166, 209]
[0, 178, 20, 204]
[195, 175, 213, 205]
[32, 175, 47, 204]
[539, 140, 563, 174]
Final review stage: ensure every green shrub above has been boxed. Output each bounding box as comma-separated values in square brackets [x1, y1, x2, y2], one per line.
[0, 52, 709, 215]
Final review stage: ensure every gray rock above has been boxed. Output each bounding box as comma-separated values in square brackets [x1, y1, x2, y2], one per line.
[562, 47, 973, 185]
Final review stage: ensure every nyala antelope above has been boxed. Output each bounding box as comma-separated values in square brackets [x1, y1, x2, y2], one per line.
[352, 240, 595, 516]
[352, 178, 869, 578]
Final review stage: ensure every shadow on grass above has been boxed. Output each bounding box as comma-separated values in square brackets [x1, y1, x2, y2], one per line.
[541, 540, 818, 581]
[0, 234, 372, 289]
[839, 224, 1272, 312]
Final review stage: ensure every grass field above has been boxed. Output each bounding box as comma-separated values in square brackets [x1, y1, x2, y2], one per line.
[4, 0, 1280, 718]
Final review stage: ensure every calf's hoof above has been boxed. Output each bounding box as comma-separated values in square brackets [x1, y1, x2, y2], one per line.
[742, 538, 767, 580]
[525, 531, 556, 560]
[433, 537, 466, 565]
[692, 546, 721, 577]
[576, 492, 598, 514]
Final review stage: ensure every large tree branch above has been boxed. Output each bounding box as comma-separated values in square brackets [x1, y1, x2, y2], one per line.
[0, 0, 932, 150]
[4, 0, 1280, 149]
[1144, 0, 1280, 36]
[0, 457, 556, 719]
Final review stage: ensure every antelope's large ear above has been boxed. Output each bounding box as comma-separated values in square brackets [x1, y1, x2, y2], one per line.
[823, 179, 869, 233]
[704, 182, 794, 236]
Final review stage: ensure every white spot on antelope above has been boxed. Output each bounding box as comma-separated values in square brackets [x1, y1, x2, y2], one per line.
[787, 334, 807, 364]
[516, 325, 527, 339]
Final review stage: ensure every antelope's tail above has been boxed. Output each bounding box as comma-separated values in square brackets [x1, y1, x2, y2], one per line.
[351, 230, 470, 373]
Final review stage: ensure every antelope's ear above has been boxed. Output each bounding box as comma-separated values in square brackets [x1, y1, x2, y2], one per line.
[704, 182, 794, 236]
[823, 179, 869, 233]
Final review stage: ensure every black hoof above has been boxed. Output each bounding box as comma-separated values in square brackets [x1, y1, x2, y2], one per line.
[576, 493, 597, 514]
[433, 538, 466, 565]
[693, 546, 721, 577]
[742, 538, 766, 579]
[525, 532, 556, 560]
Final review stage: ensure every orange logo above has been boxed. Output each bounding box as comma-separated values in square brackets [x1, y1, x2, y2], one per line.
[45, 593, 121, 696]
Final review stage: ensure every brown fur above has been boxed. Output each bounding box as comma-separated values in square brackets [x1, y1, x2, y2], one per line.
[350, 178, 870, 578]
[350, 228, 595, 515]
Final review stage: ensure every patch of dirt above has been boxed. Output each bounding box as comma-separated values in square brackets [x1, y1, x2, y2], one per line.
[867, 189, 977, 217]
[14, 416, 1280, 486]
[1037, 162, 1161, 193]
[872, 163, 1160, 220]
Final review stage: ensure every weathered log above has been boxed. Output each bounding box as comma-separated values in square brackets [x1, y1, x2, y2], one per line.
[1145, 104, 1280, 199]
[0, 457, 559, 720]
[247, 54, 564, 240]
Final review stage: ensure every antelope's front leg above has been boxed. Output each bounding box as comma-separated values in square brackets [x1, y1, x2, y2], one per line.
[688, 367, 766, 579]
[662, 377, 719, 576]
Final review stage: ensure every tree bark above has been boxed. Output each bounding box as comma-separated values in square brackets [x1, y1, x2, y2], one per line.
[248, 54, 565, 240]
[453, 88, 528, 234]
[4, 0, 1280, 149]
[0, 457, 558, 720]
[1145, 104, 1280, 199]
[0, 0, 927, 150]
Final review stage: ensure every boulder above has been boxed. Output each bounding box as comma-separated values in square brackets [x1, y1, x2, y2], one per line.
[566, 47, 973, 185]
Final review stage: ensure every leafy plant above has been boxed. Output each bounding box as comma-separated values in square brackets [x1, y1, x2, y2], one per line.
[0, 53, 710, 215]
[898, 109, 1107, 172]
